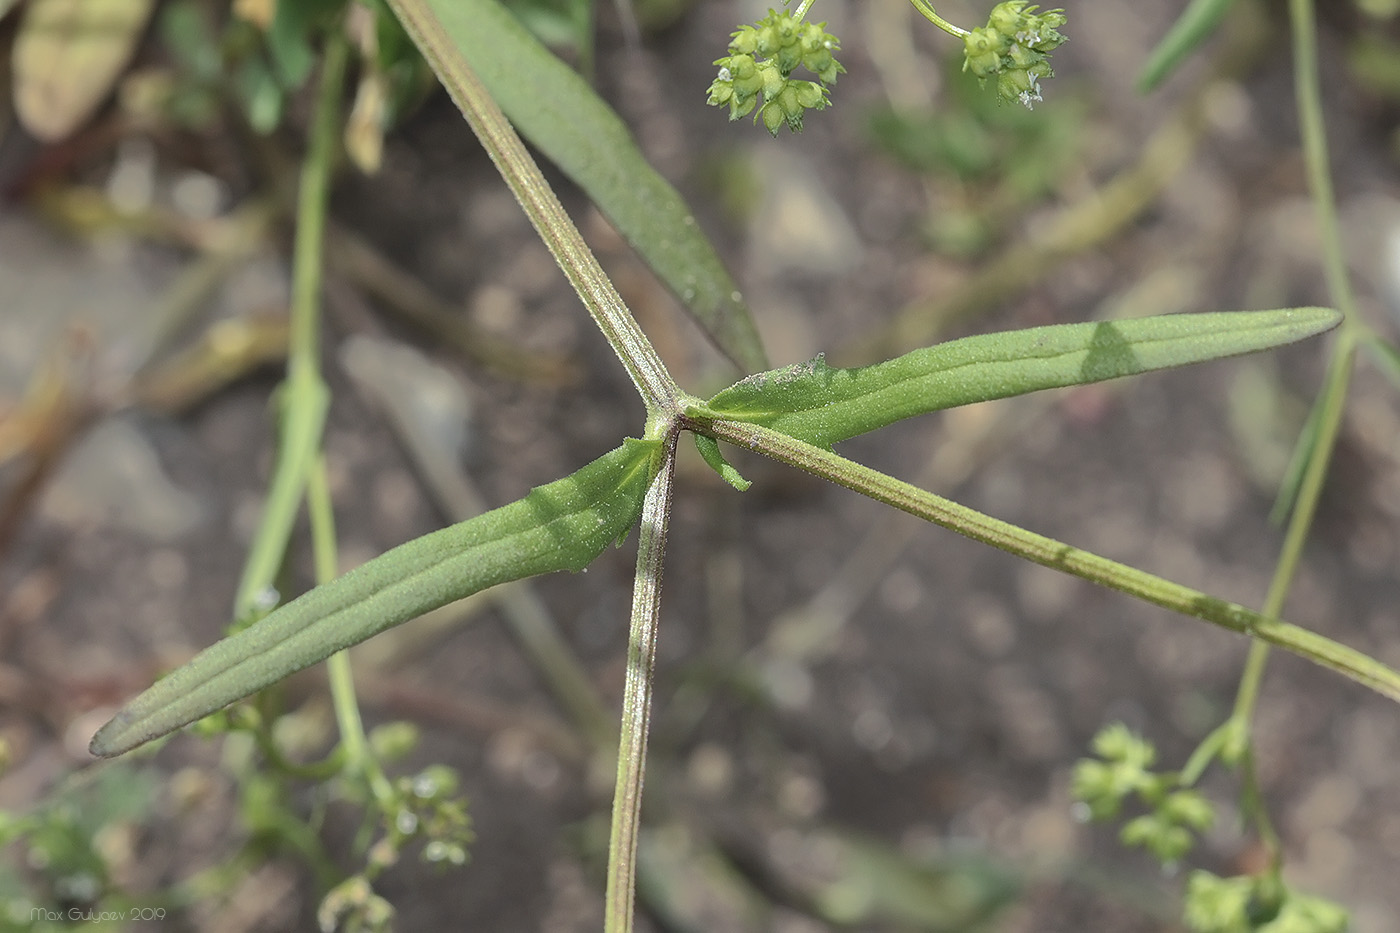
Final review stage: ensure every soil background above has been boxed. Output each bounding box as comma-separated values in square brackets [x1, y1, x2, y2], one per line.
[2, 1, 1399, 931]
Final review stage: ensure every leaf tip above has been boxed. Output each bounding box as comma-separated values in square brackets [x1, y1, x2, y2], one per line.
[88, 712, 136, 759]
[694, 433, 752, 491]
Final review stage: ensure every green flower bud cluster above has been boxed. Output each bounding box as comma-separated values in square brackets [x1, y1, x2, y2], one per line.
[706, 8, 844, 136]
[1071, 724, 1213, 865]
[379, 764, 473, 869]
[962, 1, 1067, 109]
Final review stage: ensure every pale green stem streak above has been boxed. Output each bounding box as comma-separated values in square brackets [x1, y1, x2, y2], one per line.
[1229, 335, 1353, 805]
[693, 417, 1400, 702]
[310, 455, 395, 805]
[906, 0, 970, 39]
[295, 34, 393, 804]
[385, 0, 679, 416]
[1289, 0, 1358, 326]
[1242, 337, 1351, 700]
[231, 31, 346, 614]
[228, 32, 386, 795]
[1222, 0, 1367, 865]
[287, 33, 344, 388]
[604, 432, 679, 933]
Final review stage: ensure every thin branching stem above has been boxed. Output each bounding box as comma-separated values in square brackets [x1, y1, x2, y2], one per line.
[1289, 0, 1359, 328]
[906, 0, 970, 39]
[604, 431, 679, 933]
[287, 34, 345, 387]
[293, 37, 387, 793]
[691, 417, 1400, 702]
[1232, 340, 1354, 728]
[1219, 0, 1366, 864]
[311, 455, 395, 804]
[230, 30, 347, 614]
[238, 32, 387, 798]
[386, 0, 680, 416]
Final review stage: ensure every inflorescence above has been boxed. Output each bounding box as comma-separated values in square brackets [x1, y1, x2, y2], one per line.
[962, 2, 1068, 109]
[705, 8, 844, 136]
[706, 2, 1070, 135]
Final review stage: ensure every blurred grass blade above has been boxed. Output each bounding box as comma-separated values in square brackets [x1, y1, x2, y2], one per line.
[13, 0, 156, 141]
[90, 438, 660, 758]
[1363, 335, 1400, 391]
[506, 0, 596, 72]
[397, 0, 767, 373]
[1270, 337, 1356, 526]
[711, 826, 1016, 930]
[701, 309, 1341, 449]
[1137, 0, 1237, 93]
[802, 832, 1017, 929]
[1268, 375, 1326, 527]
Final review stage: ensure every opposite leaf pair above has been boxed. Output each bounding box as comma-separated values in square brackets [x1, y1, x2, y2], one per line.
[93, 308, 1387, 761]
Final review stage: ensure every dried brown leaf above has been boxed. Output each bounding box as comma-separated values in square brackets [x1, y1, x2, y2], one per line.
[13, 0, 156, 141]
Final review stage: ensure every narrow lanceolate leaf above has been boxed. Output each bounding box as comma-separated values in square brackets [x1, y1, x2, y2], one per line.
[90, 439, 660, 758]
[13, 0, 156, 141]
[1137, 0, 1238, 93]
[698, 309, 1341, 450]
[395, 0, 768, 373]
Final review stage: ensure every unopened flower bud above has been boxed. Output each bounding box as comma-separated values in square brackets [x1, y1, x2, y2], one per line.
[761, 100, 785, 134]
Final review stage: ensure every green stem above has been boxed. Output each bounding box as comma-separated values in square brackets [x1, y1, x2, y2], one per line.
[1239, 746, 1282, 866]
[791, 0, 817, 21]
[690, 417, 1400, 702]
[385, 0, 679, 416]
[287, 35, 345, 385]
[906, 0, 969, 39]
[1231, 340, 1355, 727]
[1289, 0, 1358, 328]
[231, 373, 328, 614]
[231, 32, 348, 614]
[1218, 0, 1365, 865]
[225, 33, 386, 806]
[309, 454, 395, 804]
[604, 431, 679, 933]
[226, 32, 367, 788]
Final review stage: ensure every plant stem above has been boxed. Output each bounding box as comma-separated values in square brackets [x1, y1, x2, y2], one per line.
[310, 454, 395, 804]
[1231, 339, 1354, 729]
[231, 31, 348, 615]
[386, 0, 680, 416]
[225, 33, 385, 804]
[906, 0, 969, 39]
[1219, 0, 1365, 865]
[690, 417, 1400, 702]
[287, 34, 345, 387]
[231, 373, 328, 615]
[604, 431, 679, 933]
[1289, 0, 1358, 328]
